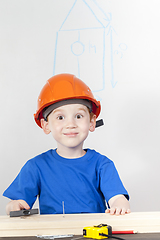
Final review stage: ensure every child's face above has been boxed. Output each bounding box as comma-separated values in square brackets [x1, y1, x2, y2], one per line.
[41, 103, 96, 151]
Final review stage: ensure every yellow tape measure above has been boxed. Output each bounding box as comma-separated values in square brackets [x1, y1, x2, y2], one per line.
[83, 224, 112, 239]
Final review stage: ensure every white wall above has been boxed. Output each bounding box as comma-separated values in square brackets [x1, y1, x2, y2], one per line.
[1, 0, 160, 215]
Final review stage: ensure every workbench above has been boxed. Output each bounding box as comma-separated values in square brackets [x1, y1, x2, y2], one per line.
[0, 212, 160, 239]
[0, 233, 160, 240]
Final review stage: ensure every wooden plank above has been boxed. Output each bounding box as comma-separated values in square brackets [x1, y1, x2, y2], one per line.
[0, 212, 160, 237]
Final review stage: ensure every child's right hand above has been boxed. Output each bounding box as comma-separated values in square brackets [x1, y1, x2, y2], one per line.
[6, 200, 30, 215]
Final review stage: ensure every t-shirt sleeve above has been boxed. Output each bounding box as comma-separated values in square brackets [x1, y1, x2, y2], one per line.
[3, 160, 40, 208]
[99, 158, 129, 203]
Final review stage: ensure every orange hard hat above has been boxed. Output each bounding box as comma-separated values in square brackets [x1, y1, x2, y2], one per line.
[34, 73, 101, 128]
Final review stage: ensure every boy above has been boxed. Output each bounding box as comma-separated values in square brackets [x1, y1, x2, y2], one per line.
[3, 73, 130, 215]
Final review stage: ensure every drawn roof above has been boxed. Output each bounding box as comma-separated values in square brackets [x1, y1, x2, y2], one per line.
[59, 0, 110, 31]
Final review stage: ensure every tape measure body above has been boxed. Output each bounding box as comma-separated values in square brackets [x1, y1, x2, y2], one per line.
[83, 224, 112, 239]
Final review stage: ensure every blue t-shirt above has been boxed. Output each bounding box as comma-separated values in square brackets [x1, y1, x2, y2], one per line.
[3, 149, 129, 214]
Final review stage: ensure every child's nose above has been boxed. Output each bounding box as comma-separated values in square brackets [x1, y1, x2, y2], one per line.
[66, 117, 76, 128]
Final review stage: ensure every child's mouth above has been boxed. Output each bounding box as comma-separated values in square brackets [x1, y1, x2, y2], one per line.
[64, 132, 78, 137]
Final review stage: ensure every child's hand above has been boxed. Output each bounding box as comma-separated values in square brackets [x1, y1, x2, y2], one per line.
[106, 194, 130, 215]
[6, 200, 30, 215]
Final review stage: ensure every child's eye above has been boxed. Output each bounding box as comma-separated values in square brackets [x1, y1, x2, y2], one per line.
[76, 114, 83, 119]
[57, 115, 64, 120]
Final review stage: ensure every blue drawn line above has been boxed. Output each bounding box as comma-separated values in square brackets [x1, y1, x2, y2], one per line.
[92, 0, 110, 21]
[54, 0, 119, 90]
[93, 28, 105, 93]
[102, 28, 105, 90]
[104, 21, 110, 30]
[53, 32, 59, 76]
[60, 27, 104, 32]
[89, 41, 96, 53]
[59, 0, 77, 31]
[59, 0, 106, 31]
[110, 29, 114, 87]
[108, 13, 112, 21]
[110, 29, 117, 88]
[71, 40, 85, 56]
[71, 31, 85, 56]
[106, 25, 117, 36]
[119, 43, 127, 51]
[83, 0, 104, 27]
[78, 31, 80, 41]
[114, 43, 128, 59]
[114, 50, 123, 59]
[77, 57, 80, 78]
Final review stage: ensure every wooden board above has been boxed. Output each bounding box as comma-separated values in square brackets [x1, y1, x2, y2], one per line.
[0, 212, 160, 237]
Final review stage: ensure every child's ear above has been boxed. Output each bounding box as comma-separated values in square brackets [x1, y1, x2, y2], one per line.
[40, 119, 51, 135]
[89, 115, 96, 132]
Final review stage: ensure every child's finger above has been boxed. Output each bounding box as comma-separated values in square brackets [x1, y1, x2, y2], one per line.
[121, 208, 127, 215]
[106, 208, 120, 215]
[105, 209, 110, 213]
[127, 208, 131, 214]
[110, 207, 116, 215]
[115, 208, 121, 215]
[18, 200, 30, 210]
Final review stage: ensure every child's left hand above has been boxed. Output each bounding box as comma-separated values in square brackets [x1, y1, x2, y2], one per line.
[105, 194, 130, 215]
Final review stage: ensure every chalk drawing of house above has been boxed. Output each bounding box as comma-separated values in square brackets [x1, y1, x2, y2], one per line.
[53, 0, 115, 93]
